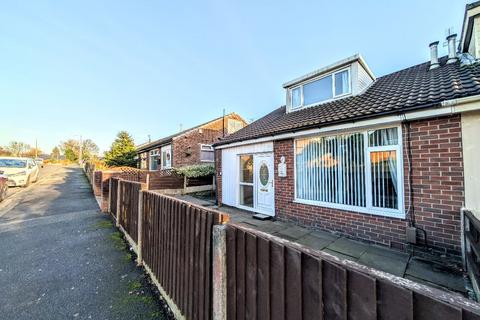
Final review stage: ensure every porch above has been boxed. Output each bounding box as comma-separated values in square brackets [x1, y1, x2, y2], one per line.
[176, 193, 472, 298]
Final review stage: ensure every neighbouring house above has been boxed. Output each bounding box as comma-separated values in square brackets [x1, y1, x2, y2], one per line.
[136, 113, 247, 170]
[214, 3, 480, 258]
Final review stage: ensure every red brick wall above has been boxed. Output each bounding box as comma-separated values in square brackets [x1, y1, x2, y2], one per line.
[172, 114, 247, 168]
[93, 171, 102, 196]
[172, 128, 219, 167]
[272, 115, 464, 256]
[404, 115, 464, 255]
[100, 172, 122, 212]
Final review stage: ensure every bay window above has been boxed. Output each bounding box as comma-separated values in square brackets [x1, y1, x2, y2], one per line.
[295, 126, 403, 217]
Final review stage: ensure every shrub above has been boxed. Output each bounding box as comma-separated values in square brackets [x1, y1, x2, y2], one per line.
[173, 164, 215, 178]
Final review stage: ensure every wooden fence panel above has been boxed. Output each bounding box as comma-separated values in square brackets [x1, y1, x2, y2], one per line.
[107, 176, 480, 320]
[140, 191, 226, 320]
[109, 178, 119, 219]
[226, 223, 480, 320]
[118, 180, 144, 243]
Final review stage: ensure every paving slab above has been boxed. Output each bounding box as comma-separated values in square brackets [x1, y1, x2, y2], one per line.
[297, 233, 335, 251]
[405, 258, 466, 293]
[208, 204, 468, 295]
[365, 244, 410, 260]
[240, 221, 286, 234]
[323, 248, 358, 262]
[274, 225, 312, 241]
[358, 251, 408, 277]
[309, 230, 340, 242]
[326, 237, 369, 259]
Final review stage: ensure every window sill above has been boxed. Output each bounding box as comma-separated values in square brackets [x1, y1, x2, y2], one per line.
[293, 198, 405, 219]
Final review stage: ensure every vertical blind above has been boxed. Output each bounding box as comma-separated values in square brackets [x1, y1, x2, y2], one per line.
[295, 127, 400, 213]
[296, 133, 365, 207]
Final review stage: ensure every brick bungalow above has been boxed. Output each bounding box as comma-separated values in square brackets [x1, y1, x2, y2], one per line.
[137, 113, 246, 170]
[214, 3, 480, 257]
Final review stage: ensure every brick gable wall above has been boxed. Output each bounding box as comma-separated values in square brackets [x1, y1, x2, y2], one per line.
[172, 128, 220, 167]
[140, 114, 247, 169]
[273, 115, 464, 256]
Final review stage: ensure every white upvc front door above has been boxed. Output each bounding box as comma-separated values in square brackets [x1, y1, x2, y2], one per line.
[254, 154, 275, 216]
[237, 153, 275, 216]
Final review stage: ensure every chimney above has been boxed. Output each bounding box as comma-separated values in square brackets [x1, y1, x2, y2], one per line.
[447, 33, 458, 64]
[429, 41, 440, 70]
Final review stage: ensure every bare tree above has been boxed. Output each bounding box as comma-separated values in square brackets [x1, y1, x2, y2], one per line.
[60, 139, 99, 162]
[6, 141, 30, 157]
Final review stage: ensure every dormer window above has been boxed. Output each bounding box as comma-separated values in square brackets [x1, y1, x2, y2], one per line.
[284, 54, 375, 113]
[290, 68, 351, 110]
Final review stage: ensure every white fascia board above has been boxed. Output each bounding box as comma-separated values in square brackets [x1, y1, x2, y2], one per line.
[216, 95, 480, 150]
[282, 54, 361, 88]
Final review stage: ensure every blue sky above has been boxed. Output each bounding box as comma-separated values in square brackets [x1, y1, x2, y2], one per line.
[0, 0, 471, 154]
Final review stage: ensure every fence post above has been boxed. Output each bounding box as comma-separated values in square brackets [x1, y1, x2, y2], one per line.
[183, 175, 187, 194]
[146, 173, 150, 190]
[212, 224, 227, 320]
[116, 180, 121, 227]
[108, 178, 112, 213]
[137, 189, 144, 266]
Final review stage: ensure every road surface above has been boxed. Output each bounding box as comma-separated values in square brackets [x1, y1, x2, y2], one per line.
[0, 165, 172, 319]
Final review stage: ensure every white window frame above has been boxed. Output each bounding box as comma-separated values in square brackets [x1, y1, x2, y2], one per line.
[200, 144, 215, 162]
[149, 149, 160, 171]
[238, 154, 255, 210]
[160, 145, 172, 170]
[293, 124, 404, 219]
[290, 67, 351, 110]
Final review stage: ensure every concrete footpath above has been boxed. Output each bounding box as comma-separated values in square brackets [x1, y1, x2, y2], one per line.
[0, 165, 172, 320]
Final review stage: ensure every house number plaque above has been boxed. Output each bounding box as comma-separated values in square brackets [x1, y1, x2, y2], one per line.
[278, 156, 287, 177]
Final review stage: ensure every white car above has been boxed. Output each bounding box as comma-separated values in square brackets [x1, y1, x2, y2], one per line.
[35, 158, 44, 168]
[0, 157, 39, 187]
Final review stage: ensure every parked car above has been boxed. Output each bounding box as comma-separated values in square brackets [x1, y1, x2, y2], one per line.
[35, 158, 44, 168]
[0, 157, 39, 187]
[0, 171, 7, 201]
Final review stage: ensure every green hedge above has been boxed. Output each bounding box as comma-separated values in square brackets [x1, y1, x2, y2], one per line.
[173, 164, 215, 178]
